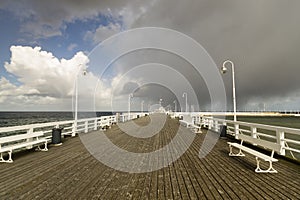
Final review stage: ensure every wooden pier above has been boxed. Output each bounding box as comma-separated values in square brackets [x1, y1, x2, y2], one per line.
[0, 116, 299, 199]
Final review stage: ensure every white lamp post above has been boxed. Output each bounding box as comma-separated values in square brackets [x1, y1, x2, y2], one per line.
[141, 100, 144, 113]
[221, 60, 237, 121]
[159, 99, 162, 107]
[182, 92, 188, 113]
[74, 65, 87, 136]
[173, 100, 177, 112]
[128, 93, 133, 120]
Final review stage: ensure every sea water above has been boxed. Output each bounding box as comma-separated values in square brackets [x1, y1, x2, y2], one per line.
[0, 112, 114, 128]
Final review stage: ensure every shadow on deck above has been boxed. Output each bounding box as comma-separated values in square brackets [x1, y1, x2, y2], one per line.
[0, 116, 299, 199]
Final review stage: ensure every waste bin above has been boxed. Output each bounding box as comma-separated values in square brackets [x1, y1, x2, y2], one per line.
[220, 125, 227, 138]
[52, 128, 63, 145]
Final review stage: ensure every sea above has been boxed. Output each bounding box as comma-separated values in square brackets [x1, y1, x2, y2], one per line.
[0, 112, 115, 128]
[226, 116, 300, 129]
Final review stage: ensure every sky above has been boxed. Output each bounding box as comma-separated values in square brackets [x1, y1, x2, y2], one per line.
[0, 0, 300, 112]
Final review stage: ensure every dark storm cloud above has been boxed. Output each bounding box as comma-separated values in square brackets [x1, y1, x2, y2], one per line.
[132, 0, 300, 109]
[0, 0, 148, 38]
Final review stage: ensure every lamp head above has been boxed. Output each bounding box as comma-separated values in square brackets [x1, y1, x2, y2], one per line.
[220, 66, 227, 74]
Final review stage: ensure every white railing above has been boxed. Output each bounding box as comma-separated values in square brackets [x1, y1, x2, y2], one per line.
[201, 116, 300, 160]
[0, 112, 149, 139]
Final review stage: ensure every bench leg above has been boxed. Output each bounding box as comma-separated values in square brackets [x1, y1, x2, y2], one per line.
[194, 128, 202, 133]
[36, 142, 48, 152]
[228, 145, 245, 157]
[0, 151, 13, 163]
[255, 158, 277, 173]
[192, 126, 202, 133]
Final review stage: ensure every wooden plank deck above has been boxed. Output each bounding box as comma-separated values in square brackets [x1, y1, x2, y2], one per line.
[0, 115, 299, 199]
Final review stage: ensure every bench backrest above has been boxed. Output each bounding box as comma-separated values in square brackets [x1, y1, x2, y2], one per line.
[0, 131, 44, 144]
[237, 134, 281, 153]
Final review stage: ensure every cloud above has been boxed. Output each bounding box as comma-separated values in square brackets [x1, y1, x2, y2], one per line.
[4, 46, 90, 98]
[1, 0, 300, 111]
[1, 46, 89, 110]
[128, 0, 300, 110]
[0, 0, 156, 39]
[1, 45, 144, 111]
[67, 43, 78, 51]
[84, 23, 122, 44]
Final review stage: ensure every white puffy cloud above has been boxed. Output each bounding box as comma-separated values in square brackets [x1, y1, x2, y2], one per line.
[4, 46, 89, 98]
[1, 46, 89, 110]
[1, 45, 142, 111]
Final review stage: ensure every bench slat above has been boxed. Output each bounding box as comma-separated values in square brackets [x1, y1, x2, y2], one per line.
[237, 134, 281, 153]
[0, 131, 44, 143]
[9, 139, 47, 150]
[228, 142, 278, 162]
[0, 139, 47, 153]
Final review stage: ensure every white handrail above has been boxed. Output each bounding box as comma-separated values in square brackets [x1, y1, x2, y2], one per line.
[0, 112, 150, 138]
[201, 116, 300, 160]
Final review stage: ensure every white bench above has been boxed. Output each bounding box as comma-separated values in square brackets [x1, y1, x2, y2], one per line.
[180, 120, 202, 133]
[227, 134, 281, 173]
[180, 115, 202, 133]
[0, 131, 48, 163]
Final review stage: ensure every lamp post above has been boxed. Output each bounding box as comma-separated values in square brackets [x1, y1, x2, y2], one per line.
[128, 93, 133, 120]
[221, 60, 237, 121]
[173, 100, 177, 112]
[74, 64, 87, 136]
[182, 92, 187, 113]
[141, 100, 144, 113]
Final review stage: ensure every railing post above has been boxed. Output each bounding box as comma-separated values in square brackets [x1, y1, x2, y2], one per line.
[85, 121, 88, 133]
[26, 127, 34, 149]
[234, 124, 239, 139]
[214, 120, 219, 132]
[72, 122, 76, 137]
[251, 126, 257, 139]
[276, 130, 286, 156]
[208, 119, 212, 130]
[27, 127, 33, 134]
[251, 126, 257, 145]
[94, 119, 97, 131]
[206, 118, 209, 128]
